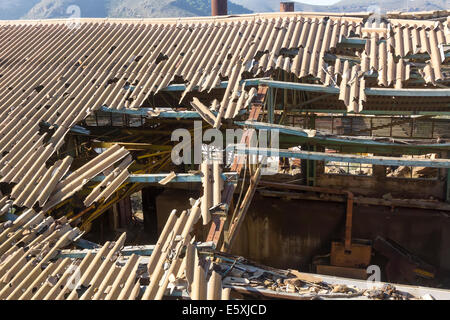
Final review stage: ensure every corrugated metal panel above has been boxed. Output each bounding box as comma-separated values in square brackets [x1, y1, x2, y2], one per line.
[0, 15, 365, 129]
[0, 198, 210, 300]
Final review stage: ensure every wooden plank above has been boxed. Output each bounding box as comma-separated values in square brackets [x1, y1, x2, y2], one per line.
[231, 86, 266, 172]
[316, 265, 368, 280]
[206, 183, 235, 247]
[190, 97, 217, 127]
[223, 166, 262, 252]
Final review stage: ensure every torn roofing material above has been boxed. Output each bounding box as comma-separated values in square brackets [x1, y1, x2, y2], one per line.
[43, 144, 132, 212]
[0, 12, 446, 128]
[0, 213, 82, 300]
[0, 142, 131, 217]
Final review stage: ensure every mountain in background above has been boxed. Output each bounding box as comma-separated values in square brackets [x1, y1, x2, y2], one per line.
[0, 0, 446, 20]
[233, 0, 448, 13]
[20, 0, 251, 20]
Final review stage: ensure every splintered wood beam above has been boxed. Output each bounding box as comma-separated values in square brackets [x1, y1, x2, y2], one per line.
[222, 166, 262, 253]
[206, 86, 267, 248]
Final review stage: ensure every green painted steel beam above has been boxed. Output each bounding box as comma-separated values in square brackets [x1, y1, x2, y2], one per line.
[236, 121, 450, 154]
[99, 106, 247, 118]
[232, 147, 450, 168]
[259, 80, 450, 97]
[278, 135, 447, 155]
[162, 78, 264, 92]
[91, 172, 238, 184]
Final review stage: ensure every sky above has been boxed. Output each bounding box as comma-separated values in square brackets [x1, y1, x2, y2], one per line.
[294, 0, 339, 4]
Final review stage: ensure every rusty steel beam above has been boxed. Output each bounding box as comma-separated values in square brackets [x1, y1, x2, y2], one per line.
[211, 0, 228, 16]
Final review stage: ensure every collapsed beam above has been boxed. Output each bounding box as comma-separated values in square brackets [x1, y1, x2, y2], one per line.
[232, 147, 450, 168]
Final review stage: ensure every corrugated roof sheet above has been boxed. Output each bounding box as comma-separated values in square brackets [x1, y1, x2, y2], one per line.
[0, 13, 446, 188]
[42, 144, 131, 212]
[0, 213, 82, 299]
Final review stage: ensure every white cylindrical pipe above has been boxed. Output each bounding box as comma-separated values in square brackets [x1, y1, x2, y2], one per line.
[191, 249, 207, 300]
[207, 270, 222, 300]
[213, 161, 223, 206]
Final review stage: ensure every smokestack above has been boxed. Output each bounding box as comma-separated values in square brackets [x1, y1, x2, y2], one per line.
[280, 2, 295, 12]
[211, 0, 227, 16]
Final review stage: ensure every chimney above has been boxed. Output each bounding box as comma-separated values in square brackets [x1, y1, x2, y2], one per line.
[212, 0, 227, 16]
[280, 2, 295, 12]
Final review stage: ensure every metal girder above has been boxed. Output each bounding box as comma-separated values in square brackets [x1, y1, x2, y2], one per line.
[41, 121, 90, 135]
[99, 106, 247, 119]
[232, 147, 450, 168]
[259, 80, 450, 97]
[91, 141, 172, 151]
[91, 172, 238, 184]
[161, 78, 264, 92]
[235, 121, 450, 154]
[60, 245, 155, 259]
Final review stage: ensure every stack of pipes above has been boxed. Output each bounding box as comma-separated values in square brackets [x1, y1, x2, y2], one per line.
[143, 199, 202, 300]
[190, 251, 230, 300]
[201, 159, 224, 225]
[142, 197, 230, 300]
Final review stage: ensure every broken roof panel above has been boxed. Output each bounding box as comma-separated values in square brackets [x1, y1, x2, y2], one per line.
[43, 144, 131, 212]
[0, 13, 445, 123]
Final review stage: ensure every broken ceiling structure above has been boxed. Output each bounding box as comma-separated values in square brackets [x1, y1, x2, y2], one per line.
[0, 8, 449, 301]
